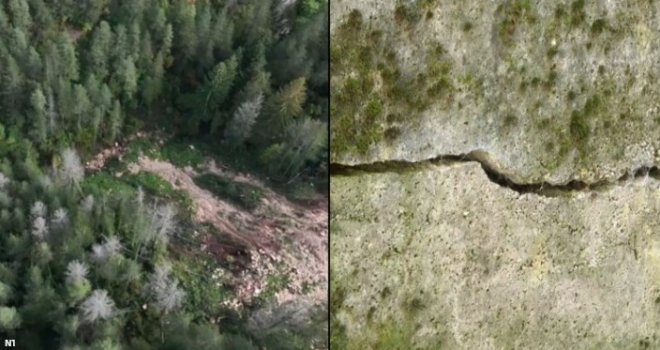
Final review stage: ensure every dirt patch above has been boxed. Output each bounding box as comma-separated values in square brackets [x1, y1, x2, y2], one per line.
[85, 139, 328, 308]
[136, 156, 328, 307]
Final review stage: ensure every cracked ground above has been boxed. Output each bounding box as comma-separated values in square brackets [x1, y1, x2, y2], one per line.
[330, 0, 660, 348]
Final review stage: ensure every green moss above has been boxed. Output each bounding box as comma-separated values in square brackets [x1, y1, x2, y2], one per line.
[567, 90, 577, 101]
[394, 5, 411, 25]
[496, 0, 536, 46]
[591, 18, 608, 34]
[569, 0, 586, 27]
[371, 320, 417, 350]
[569, 95, 603, 148]
[503, 113, 518, 128]
[364, 98, 384, 122]
[380, 286, 392, 299]
[544, 69, 558, 89]
[402, 296, 425, 318]
[331, 9, 455, 159]
[384, 127, 402, 142]
[462, 21, 473, 32]
[570, 110, 590, 141]
[346, 9, 363, 31]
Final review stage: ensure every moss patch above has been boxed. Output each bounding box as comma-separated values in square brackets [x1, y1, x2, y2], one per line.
[496, 0, 537, 47]
[331, 6, 455, 159]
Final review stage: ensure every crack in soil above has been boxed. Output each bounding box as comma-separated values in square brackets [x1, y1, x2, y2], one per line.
[331, 150, 660, 197]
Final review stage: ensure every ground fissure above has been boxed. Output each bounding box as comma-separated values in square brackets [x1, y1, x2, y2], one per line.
[331, 150, 660, 197]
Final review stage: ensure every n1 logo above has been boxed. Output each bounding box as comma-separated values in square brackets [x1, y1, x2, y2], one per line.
[3, 339, 15, 348]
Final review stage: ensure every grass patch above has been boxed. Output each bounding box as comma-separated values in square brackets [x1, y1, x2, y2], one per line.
[82, 172, 136, 198]
[122, 137, 160, 164]
[161, 142, 205, 168]
[281, 182, 321, 204]
[125, 171, 194, 216]
[172, 254, 230, 321]
[256, 271, 290, 306]
[194, 174, 263, 210]
[121, 137, 206, 169]
[127, 171, 177, 197]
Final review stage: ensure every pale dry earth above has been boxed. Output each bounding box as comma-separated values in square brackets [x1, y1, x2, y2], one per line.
[332, 0, 660, 185]
[332, 162, 660, 349]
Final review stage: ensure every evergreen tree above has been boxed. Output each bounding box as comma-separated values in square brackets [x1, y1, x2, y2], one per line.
[212, 9, 233, 58]
[112, 24, 129, 69]
[142, 52, 165, 105]
[57, 33, 79, 81]
[108, 99, 122, 141]
[72, 84, 91, 132]
[116, 56, 138, 102]
[207, 55, 239, 112]
[27, 0, 54, 29]
[30, 88, 48, 147]
[128, 20, 142, 57]
[225, 94, 263, 146]
[195, 3, 214, 70]
[55, 79, 73, 125]
[77, 0, 108, 26]
[2, 55, 23, 101]
[271, 77, 307, 124]
[8, 0, 32, 30]
[88, 21, 113, 80]
[45, 87, 57, 134]
[170, 0, 197, 61]
[25, 46, 43, 81]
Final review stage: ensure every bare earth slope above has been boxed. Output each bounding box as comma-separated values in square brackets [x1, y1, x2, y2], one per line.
[135, 157, 328, 306]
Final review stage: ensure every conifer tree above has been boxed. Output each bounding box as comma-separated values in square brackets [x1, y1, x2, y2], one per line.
[207, 55, 239, 111]
[8, 0, 31, 30]
[30, 87, 48, 147]
[116, 57, 138, 102]
[225, 94, 264, 146]
[108, 99, 122, 141]
[88, 21, 113, 80]
[212, 9, 234, 58]
[72, 84, 91, 132]
[56, 33, 79, 82]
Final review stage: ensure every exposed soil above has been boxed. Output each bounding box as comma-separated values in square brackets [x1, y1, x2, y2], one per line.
[86, 140, 328, 309]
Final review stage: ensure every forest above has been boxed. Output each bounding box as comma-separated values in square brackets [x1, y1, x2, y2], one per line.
[0, 0, 328, 348]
